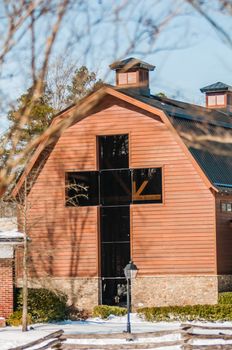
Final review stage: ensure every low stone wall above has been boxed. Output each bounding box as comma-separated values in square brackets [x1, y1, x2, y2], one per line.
[17, 277, 99, 311]
[131, 276, 218, 308]
[218, 275, 232, 292]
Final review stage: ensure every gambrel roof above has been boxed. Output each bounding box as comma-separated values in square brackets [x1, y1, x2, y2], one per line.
[12, 85, 232, 196]
[118, 88, 232, 191]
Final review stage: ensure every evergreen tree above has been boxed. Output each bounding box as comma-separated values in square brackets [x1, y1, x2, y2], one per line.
[1, 66, 103, 162]
[7, 85, 55, 152]
[66, 66, 103, 105]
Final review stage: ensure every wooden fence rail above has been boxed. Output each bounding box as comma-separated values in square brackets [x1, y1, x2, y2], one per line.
[8, 323, 232, 350]
[8, 329, 64, 350]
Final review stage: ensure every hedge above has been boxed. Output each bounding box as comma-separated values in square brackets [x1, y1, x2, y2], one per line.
[138, 292, 232, 322]
[93, 305, 127, 319]
[219, 292, 232, 305]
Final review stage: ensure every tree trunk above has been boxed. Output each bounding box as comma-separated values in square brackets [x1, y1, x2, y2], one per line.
[22, 178, 28, 332]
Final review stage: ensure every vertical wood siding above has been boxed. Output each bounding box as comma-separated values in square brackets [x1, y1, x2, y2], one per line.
[21, 97, 216, 278]
[216, 193, 232, 274]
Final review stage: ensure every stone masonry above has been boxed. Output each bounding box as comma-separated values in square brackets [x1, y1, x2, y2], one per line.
[16, 275, 220, 311]
[17, 277, 99, 311]
[131, 276, 218, 308]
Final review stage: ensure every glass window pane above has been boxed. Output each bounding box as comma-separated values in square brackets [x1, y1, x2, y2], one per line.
[100, 206, 130, 242]
[118, 73, 127, 85]
[66, 171, 99, 206]
[227, 203, 232, 212]
[101, 278, 127, 306]
[100, 169, 131, 206]
[221, 202, 227, 212]
[216, 94, 225, 105]
[208, 95, 216, 106]
[132, 168, 162, 204]
[128, 72, 137, 84]
[98, 134, 129, 169]
[101, 242, 130, 277]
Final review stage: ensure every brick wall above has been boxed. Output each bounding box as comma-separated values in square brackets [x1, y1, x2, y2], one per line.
[0, 259, 13, 318]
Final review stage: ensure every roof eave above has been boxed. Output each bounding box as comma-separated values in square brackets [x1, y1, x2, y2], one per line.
[12, 85, 217, 196]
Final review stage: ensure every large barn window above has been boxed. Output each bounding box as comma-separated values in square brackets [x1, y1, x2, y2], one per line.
[66, 167, 162, 207]
[66, 134, 162, 208]
[99, 134, 128, 170]
[100, 206, 130, 305]
[65, 134, 163, 306]
[100, 169, 131, 206]
[132, 168, 162, 204]
[65, 171, 99, 206]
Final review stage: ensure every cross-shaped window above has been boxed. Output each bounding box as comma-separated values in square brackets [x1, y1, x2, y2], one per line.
[65, 134, 162, 207]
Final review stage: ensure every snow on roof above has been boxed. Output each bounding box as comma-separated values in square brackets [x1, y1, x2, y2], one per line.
[0, 217, 23, 243]
[0, 217, 17, 231]
[0, 229, 24, 242]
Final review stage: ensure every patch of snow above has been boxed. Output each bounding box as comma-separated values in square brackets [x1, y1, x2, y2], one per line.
[65, 334, 181, 345]
[1, 315, 232, 350]
[191, 327, 232, 335]
[193, 338, 232, 345]
[0, 218, 17, 231]
[0, 327, 52, 350]
[0, 229, 24, 239]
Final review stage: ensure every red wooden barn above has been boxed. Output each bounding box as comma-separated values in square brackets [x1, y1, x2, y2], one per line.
[13, 58, 232, 311]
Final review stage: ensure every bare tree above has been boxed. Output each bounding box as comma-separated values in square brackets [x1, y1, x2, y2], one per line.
[186, 0, 232, 48]
[0, 0, 231, 332]
[0, 0, 70, 194]
[0, 0, 192, 195]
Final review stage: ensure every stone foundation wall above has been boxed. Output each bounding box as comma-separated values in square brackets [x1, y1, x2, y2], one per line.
[17, 275, 220, 311]
[0, 259, 13, 318]
[17, 277, 99, 311]
[218, 275, 232, 292]
[131, 276, 218, 308]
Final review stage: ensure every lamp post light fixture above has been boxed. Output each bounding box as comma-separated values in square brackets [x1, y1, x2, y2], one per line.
[124, 261, 138, 334]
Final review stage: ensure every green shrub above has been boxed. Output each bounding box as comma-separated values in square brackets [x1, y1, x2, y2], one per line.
[138, 304, 232, 322]
[219, 292, 232, 305]
[16, 288, 68, 323]
[93, 305, 127, 319]
[6, 310, 32, 327]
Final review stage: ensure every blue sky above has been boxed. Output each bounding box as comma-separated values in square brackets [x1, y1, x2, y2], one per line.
[0, 0, 232, 132]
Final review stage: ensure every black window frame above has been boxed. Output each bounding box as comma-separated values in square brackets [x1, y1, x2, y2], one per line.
[132, 167, 162, 204]
[98, 134, 129, 170]
[65, 167, 163, 207]
[65, 171, 99, 207]
[65, 134, 163, 208]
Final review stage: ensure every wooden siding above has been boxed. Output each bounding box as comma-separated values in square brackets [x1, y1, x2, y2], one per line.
[18, 96, 216, 278]
[216, 193, 232, 274]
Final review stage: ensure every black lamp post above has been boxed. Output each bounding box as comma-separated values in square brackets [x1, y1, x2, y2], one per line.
[124, 261, 138, 334]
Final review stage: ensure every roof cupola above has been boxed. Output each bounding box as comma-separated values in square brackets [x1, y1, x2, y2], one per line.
[109, 57, 155, 96]
[200, 82, 232, 111]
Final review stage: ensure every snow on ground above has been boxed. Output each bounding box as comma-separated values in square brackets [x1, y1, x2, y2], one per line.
[65, 334, 181, 345]
[1, 314, 232, 350]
